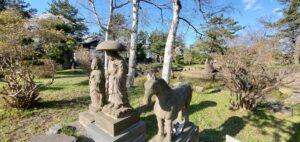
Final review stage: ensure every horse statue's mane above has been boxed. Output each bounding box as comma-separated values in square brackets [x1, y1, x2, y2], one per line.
[156, 78, 171, 90]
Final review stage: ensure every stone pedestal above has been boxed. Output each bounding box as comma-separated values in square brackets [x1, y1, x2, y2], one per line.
[150, 122, 199, 142]
[79, 111, 95, 127]
[86, 111, 147, 142]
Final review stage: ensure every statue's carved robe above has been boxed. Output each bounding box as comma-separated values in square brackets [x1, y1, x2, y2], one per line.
[90, 69, 106, 108]
[107, 57, 129, 106]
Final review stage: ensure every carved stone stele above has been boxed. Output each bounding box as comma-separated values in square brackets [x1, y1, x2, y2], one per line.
[96, 41, 133, 118]
[83, 41, 147, 142]
[89, 57, 106, 114]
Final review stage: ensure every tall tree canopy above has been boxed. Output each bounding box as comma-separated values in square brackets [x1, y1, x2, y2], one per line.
[47, 0, 88, 69]
[274, 0, 300, 63]
[0, 0, 36, 17]
[48, 0, 88, 40]
[197, 14, 242, 54]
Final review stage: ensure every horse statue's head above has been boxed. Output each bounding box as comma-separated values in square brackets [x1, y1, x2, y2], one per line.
[143, 73, 158, 105]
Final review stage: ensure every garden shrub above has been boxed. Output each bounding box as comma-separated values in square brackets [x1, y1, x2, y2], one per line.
[215, 47, 276, 111]
[1, 68, 40, 108]
[74, 47, 91, 75]
[32, 59, 56, 78]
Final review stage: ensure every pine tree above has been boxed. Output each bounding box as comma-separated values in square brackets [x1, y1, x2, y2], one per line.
[47, 0, 88, 69]
[0, 0, 36, 17]
[48, 0, 87, 40]
[275, 0, 300, 64]
[199, 14, 242, 54]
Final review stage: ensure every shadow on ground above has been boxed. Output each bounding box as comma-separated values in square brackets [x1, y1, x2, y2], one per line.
[141, 114, 157, 140]
[199, 116, 245, 142]
[288, 122, 300, 142]
[244, 107, 300, 142]
[190, 101, 217, 115]
[37, 96, 90, 109]
[76, 80, 89, 86]
[40, 86, 64, 92]
[56, 70, 86, 76]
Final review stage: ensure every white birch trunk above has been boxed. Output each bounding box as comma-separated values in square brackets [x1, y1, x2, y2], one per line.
[104, 0, 113, 76]
[127, 0, 140, 88]
[88, 0, 102, 30]
[104, 0, 114, 95]
[161, 0, 181, 83]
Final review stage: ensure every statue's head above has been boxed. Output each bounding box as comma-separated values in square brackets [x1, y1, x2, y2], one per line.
[143, 73, 157, 105]
[91, 57, 101, 70]
[106, 51, 119, 60]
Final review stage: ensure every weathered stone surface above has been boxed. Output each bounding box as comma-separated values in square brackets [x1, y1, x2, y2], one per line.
[265, 103, 293, 116]
[94, 111, 139, 137]
[79, 111, 95, 127]
[96, 42, 133, 118]
[194, 86, 204, 93]
[204, 88, 222, 94]
[226, 135, 241, 142]
[31, 134, 77, 142]
[150, 122, 199, 142]
[87, 121, 147, 142]
[89, 57, 106, 114]
[47, 124, 76, 135]
[47, 124, 63, 134]
[96, 41, 126, 51]
[144, 74, 193, 141]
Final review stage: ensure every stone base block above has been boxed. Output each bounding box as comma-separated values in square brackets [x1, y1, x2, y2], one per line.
[150, 122, 199, 142]
[31, 134, 77, 142]
[79, 111, 95, 127]
[86, 121, 147, 142]
[95, 111, 139, 136]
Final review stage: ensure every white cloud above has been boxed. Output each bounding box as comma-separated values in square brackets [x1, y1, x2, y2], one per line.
[243, 0, 257, 10]
[253, 6, 263, 11]
[272, 8, 283, 16]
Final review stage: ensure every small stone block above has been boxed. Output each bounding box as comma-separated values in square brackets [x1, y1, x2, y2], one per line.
[89, 105, 98, 115]
[79, 111, 95, 127]
[95, 111, 139, 136]
[150, 122, 199, 142]
[30, 134, 77, 142]
[86, 120, 147, 142]
[226, 135, 241, 142]
[175, 122, 199, 142]
[47, 124, 63, 134]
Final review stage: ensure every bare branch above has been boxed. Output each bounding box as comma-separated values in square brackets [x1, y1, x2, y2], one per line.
[113, 0, 131, 9]
[77, 0, 106, 32]
[179, 17, 202, 36]
[140, 0, 170, 24]
[88, 0, 106, 32]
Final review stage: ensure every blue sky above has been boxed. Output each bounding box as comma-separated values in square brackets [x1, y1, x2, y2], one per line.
[25, 0, 283, 46]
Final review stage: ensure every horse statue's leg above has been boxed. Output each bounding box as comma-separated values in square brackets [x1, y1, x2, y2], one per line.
[164, 119, 172, 142]
[184, 88, 193, 122]
[156, 117, 164, 140]
[184, 104, 190, 122]
[177, 110, 183, 122]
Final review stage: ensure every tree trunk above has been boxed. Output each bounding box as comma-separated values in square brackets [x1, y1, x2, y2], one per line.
[161, 0, 181, 83]
[127, 0, 140, 88]
[104, 0, 113, 95]
[88, 0, 103, 31]
[294, 35, 300, 64]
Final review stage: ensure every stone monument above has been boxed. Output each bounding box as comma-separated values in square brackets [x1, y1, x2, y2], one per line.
[80, 41, 147, 142]
[79, 58, 106, 127]
[144, 74, 199, 142]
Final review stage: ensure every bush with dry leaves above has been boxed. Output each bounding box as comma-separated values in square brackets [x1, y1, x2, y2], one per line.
[213, 32, 297, 111]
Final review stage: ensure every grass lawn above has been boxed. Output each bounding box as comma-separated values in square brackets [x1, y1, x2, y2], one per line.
[1, 69, 300, 142]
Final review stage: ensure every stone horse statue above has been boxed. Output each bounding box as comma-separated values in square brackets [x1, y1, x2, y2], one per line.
[144, 74, 192, 142]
